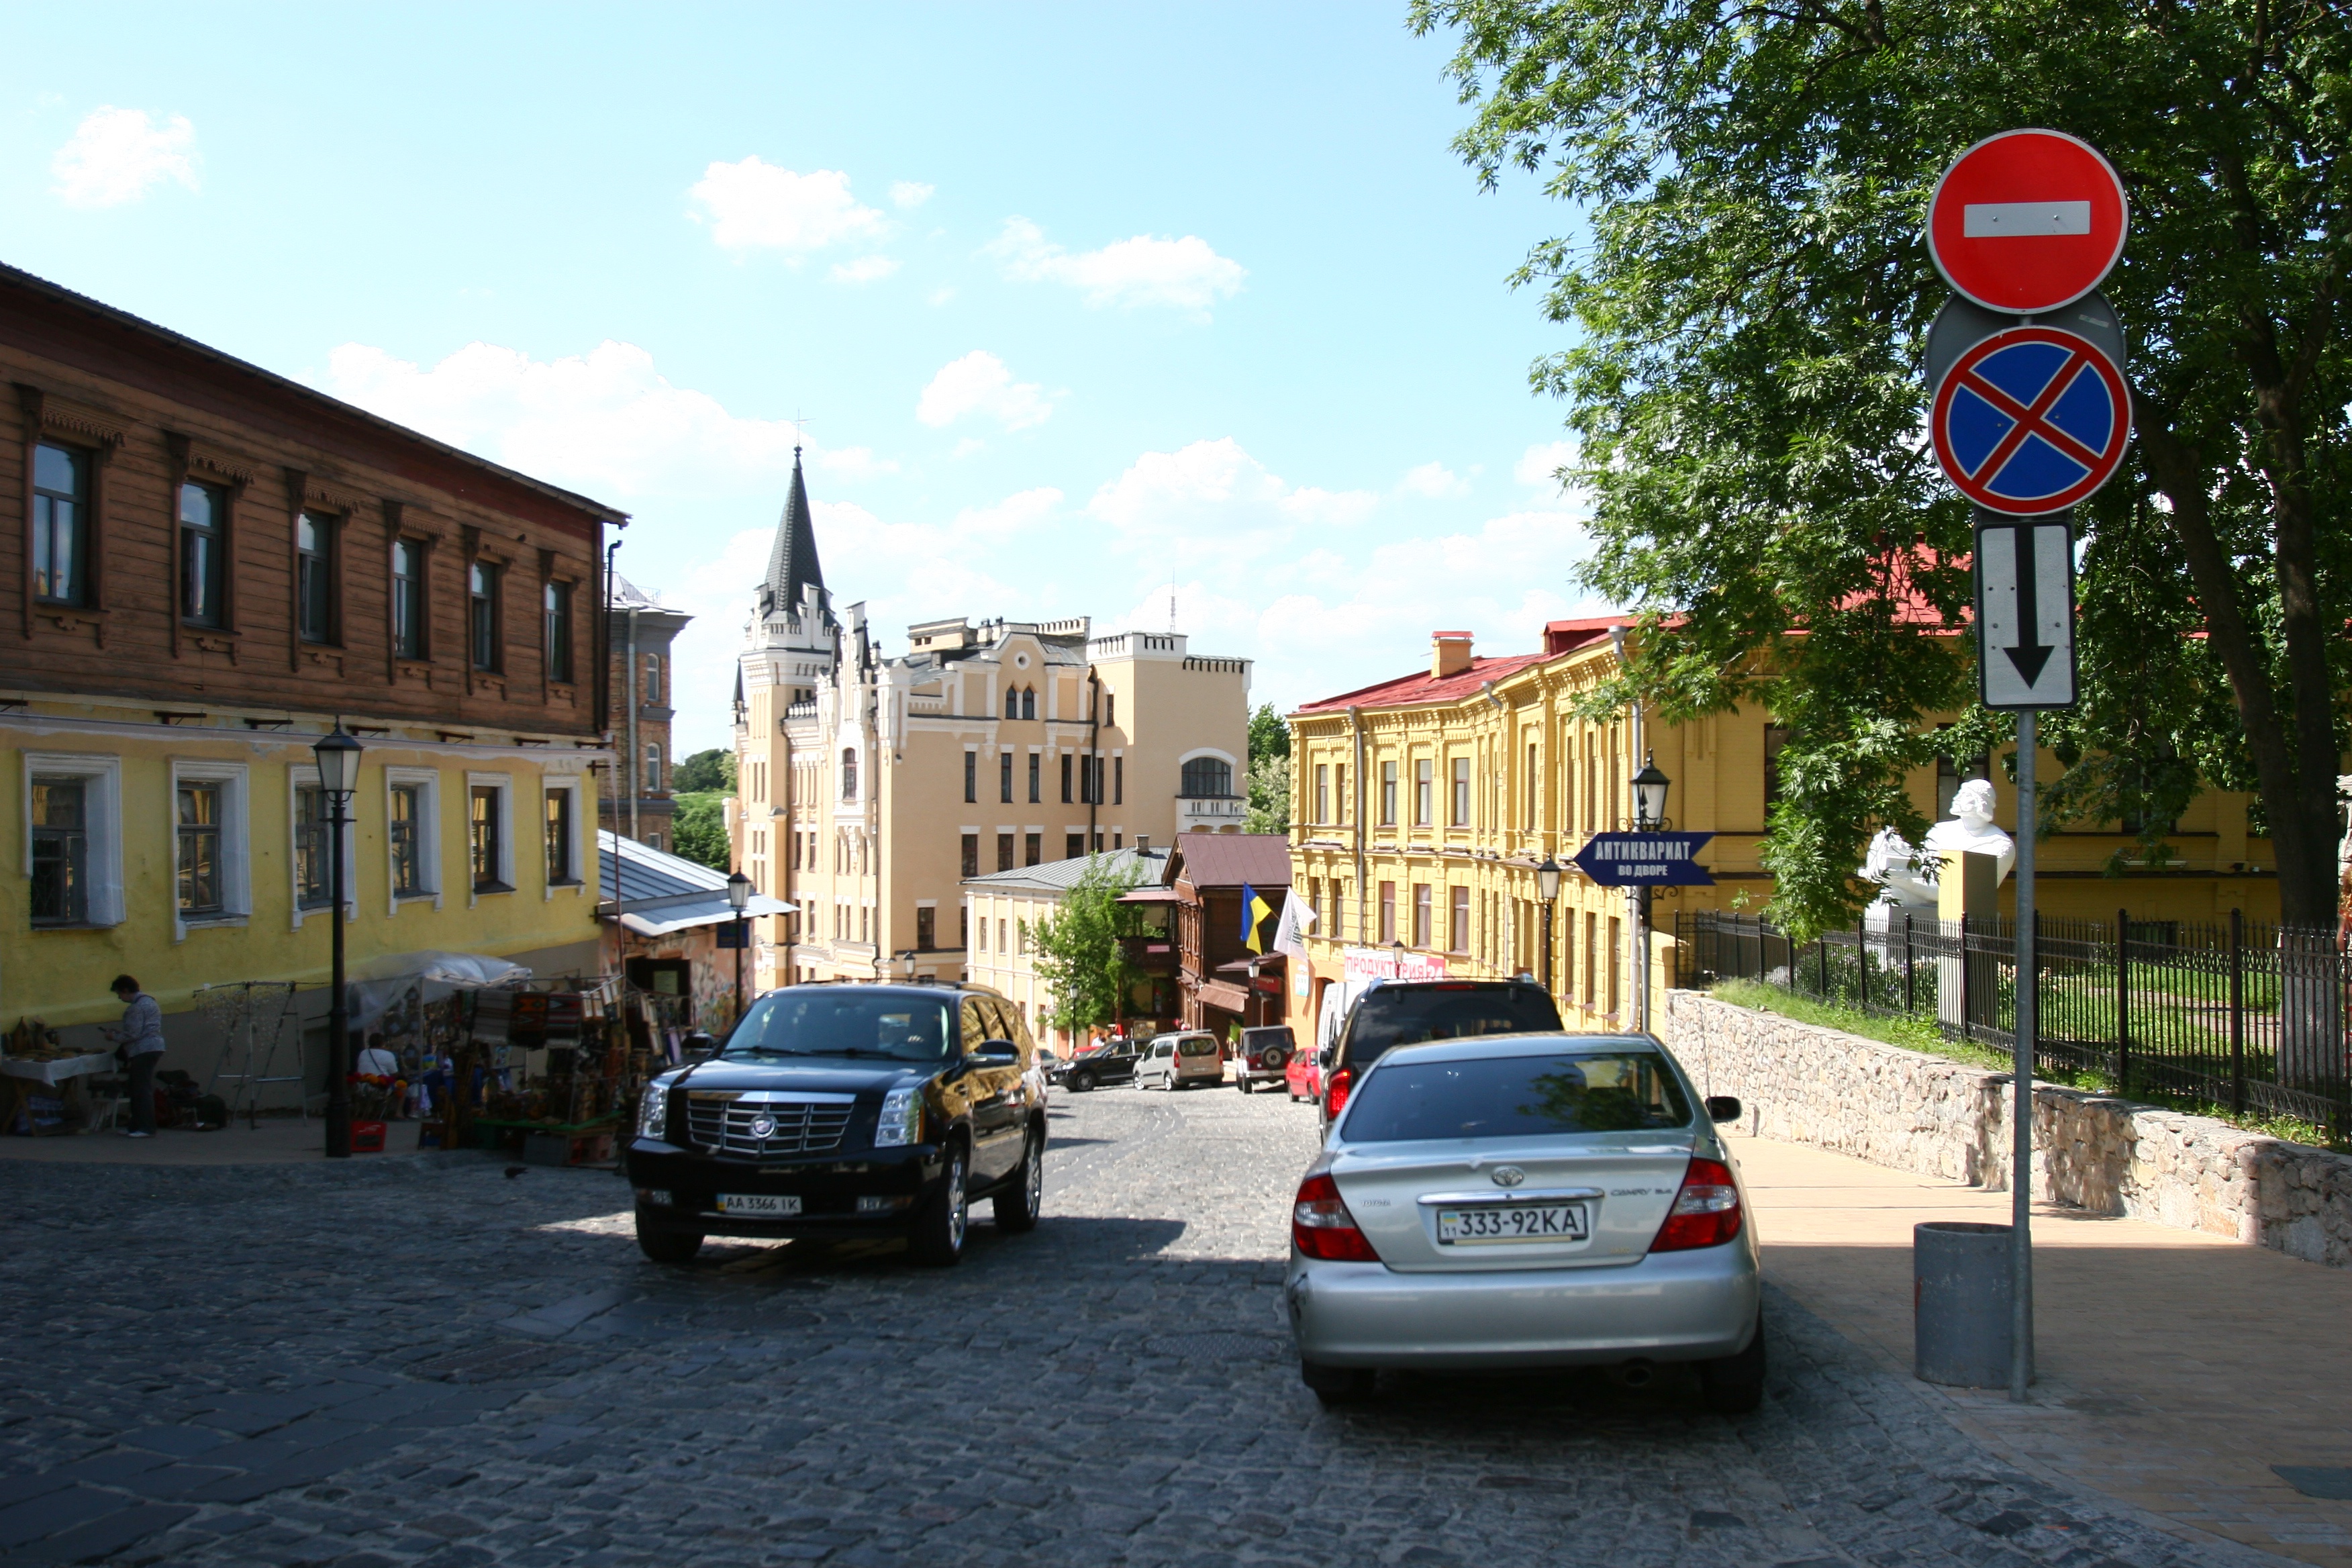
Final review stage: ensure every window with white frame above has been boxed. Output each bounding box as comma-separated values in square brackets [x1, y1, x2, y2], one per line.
[384, 768, 442, 911]
[644, 742, 663, 793]
[288, 763, 356, 928]
[466, 773, 515, 895]
[23, 753, 124, 928]
[543, 776, 585, 890]
[168, 759, 250, 935]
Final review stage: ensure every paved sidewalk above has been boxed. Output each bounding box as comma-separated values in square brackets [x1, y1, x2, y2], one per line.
[1730, 1132, 2352, 1567]
[0, 1118, 364, 1164]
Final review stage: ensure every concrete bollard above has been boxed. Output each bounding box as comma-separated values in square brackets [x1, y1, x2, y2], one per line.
[1914, 1220, 2013, 1387]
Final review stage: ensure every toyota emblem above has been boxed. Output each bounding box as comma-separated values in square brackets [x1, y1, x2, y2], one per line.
[748, 1115, 777, 1140]
[1489, 1165, 1526, 1188]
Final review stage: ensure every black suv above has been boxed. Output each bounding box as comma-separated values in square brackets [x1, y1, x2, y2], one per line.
[1049, 1037, 1144, 1092]
[1319, 978, 1563, 1125]
[627, 982, 1044, 1267]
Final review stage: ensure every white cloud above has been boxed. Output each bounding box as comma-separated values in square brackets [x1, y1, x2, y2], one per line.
[323, 338, 852, 500]
[916, 350, 1052, 431]
[986, 217, 1246, 315]
[927, 286, 958, 307]
[1399, 461, 1469, 499]
[889, 181, 934, 209]
[1515, 439, 1579, 491]
[952, 438, 985, 458]
[52, 107, 197, 208]
[810, 445, 898, 480]
[830, 254, 900, 285]
[688, 158, 885, 254]
[1087, 438, 1375, 546]
[952, 487, 1063, 540]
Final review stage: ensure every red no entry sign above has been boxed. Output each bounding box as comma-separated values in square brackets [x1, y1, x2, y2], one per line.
[1928, 130, 2128, 315]
[1932, 326, 2130, 512]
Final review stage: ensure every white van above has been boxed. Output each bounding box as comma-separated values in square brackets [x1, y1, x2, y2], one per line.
[1136, 1031, 1225, 1089]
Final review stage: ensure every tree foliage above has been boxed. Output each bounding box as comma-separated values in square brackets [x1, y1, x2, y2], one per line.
[1248, 702, 1291, 764]
[1245, 753, 1293, 834]
[1028, 857, 1146, 1034]
[670, 792, 730, 871]
[673, 748, 736, 794]
[1415, 0, 2352, 934]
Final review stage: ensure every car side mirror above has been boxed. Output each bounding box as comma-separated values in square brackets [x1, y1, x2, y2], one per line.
[1705, 1095, 1742, 1124]
[969, 1038, 1020, 1064]
[1317, 1047, 1332, 1069]
[682, 1031, 718, 1061]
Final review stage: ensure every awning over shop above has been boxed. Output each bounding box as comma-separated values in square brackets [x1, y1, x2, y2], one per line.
[618, 894, 792, 938]
[1197, 980, 1251, 1013]
[1118, 887, 1183, 904]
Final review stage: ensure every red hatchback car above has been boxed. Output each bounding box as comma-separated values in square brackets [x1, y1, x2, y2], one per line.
[1284, 1042, 1322, 1104]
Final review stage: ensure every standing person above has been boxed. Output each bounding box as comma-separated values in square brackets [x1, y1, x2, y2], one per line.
[105, 975, 164, 1138]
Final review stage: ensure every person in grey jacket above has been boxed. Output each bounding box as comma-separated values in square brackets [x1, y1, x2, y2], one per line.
[105, 975, 164, 1138]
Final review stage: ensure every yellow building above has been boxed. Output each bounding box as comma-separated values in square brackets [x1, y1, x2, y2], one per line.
[0, 262, 622, 1089]
[730, 454, 1252, 1019]
[1284, 621, 2277, 1043]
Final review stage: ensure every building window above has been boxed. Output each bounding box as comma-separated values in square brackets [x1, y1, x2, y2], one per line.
[470, 784, 510, 893]
[965, 751, 977, 803]
[1381, 761, 1398, 826]
[961, 832, 979, 878]
[916, 907, 936, 950]
[1527, 742, 1539, 830]
[178, 781, 224, 916]
[293, 784, 332, 910]
[1315, 764, 1329, 824]
[1023, 687, 1036, 720]
[1061, 754, 1073, 803]
[645, 743, 663, 793]
[1000, 752, 1014, 803]
[997, 832, 1015, 872]
[977, 913, 989, 952]
[1105, 693, 1115, 727]
[1003, 687, 1018, 720]
[959, 908, 969, 949]
[840, 747, 858, 801]
[544, 581, 573, 682]
[29, 777, 87, 926]
[393, 540, 427, 659]
[390, 783, 425, 896]
[1452, 758, 1471, 827]
[179, 481, 226, 628]
[1412, 883, 1432, 949]
[32, 443, 89, 607]
[298, 511, 337, 643]
[1378, 881, 1396, 944]
[545, 787, 575, 884]
[1028, 753, 1040, 803]
[468, 560, 500, 671]
[1414, 758, 1433, 827]
[1449, 885, 1469, 953]
[643, 652, 661, 703]
[1181, 756, 1232, 797]
[1067, 832, 1085, 860]
[1114, 756, 1123, 805]
[1024, 832, 1041, 867]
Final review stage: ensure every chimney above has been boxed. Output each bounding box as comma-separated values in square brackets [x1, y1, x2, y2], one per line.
[1431, 630, 1474, 679]
[1136, 834, 1149, 853]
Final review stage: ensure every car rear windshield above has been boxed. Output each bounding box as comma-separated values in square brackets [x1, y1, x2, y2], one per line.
[1338, 1051, 1693, 1142]
[723, 992, 956, 1063]
[1242, 1026, 1293, 1047]
[1340, 985, 1561, 1068]
[1177, 1037, 1219, 1057]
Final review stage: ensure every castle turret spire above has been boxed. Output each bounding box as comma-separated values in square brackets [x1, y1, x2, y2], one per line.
[760, 446, 826, 620]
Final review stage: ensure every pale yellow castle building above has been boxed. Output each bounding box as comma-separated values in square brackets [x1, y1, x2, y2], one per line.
[728, 455, 1251, 1012]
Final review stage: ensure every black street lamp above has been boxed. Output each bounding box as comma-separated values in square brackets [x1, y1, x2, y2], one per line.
[1632, 752, 1672, 831]
[313, 722, 362, 1159]
[726, 867, 752, 1022]
[1534, 854, 1563, 996]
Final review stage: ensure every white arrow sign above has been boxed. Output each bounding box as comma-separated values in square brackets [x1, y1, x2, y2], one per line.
[1975, 515, 2078, 709]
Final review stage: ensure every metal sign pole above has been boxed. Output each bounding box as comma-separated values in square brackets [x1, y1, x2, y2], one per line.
[2010, 709, 2037, 1401]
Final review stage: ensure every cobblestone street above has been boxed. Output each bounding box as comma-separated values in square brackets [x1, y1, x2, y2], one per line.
[0, 1087, 2275, 1567]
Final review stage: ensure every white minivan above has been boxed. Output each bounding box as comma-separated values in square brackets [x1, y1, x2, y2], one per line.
[1135, 1031, 1225, 1090]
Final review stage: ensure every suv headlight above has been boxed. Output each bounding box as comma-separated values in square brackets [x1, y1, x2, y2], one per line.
[637, 1079, 671, 1140]
[875, 1085, 922, 1147]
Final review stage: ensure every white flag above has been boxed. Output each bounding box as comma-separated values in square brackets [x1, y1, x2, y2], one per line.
[1272, 891, 1316, 960]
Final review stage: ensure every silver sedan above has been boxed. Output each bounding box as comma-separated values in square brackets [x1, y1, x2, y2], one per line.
[1282, 1032, 1763, 1412]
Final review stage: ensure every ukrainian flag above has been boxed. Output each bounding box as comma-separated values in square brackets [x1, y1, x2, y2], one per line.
[1240, 884, 1274, 954]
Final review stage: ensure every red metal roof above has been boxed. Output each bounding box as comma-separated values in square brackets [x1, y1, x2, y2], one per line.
[1289, 644, 1576, 717]
[1168, 832, 1292, 890]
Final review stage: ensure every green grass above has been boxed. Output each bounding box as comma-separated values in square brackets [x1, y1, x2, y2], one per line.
[1702, 979, 2342, 1150]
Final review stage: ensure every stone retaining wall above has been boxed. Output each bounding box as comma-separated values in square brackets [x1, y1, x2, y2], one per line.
[1657, 987, 2352, 1269]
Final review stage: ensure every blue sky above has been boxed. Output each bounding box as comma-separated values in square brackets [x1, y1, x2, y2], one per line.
[0, 3, 1602, 754]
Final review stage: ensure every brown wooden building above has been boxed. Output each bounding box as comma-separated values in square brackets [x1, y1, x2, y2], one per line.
[1158, 832, 1291, 1035]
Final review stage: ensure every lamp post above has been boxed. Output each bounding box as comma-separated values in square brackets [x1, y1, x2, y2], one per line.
[725, 868, 752, 1022]
[1629, 752, 1671, 1034]
[1535, 854, 1563, 998]
[313, 722, 362, 1159]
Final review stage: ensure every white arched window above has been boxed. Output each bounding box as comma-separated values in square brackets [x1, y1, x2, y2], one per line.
[1181, 756, 1234, 798]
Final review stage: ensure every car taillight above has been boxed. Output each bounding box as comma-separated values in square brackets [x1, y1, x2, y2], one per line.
[1325, 1066, 1354, 1118]
[1649, 1155, 1744, 1252]
[1291, 1172, 1381, 1262]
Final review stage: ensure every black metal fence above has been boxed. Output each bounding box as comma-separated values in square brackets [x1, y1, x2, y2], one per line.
[1675, 908, 2351, 1133]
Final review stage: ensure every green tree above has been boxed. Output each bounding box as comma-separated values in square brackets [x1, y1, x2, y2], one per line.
[673, 748, 736, 794]
[670, 791, 730, 871]
[1245, 752, 1292, 834]
[1415, 0, 2352, 935]
[1028, 856, 1146, 1035]
[1248, 701, 1291, 765]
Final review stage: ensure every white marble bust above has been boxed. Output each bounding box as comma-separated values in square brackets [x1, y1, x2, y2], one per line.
[1860, 779, 2015, 910]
